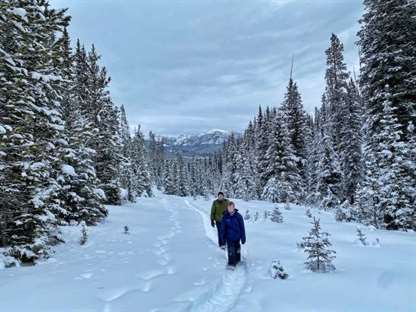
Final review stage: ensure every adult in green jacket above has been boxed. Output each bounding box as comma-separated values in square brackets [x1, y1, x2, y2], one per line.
[210, 192, 229, 248]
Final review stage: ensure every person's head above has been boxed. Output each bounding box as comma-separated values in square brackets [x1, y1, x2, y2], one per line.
[227, 201, 236, 214]
[217, 192, 225, 200]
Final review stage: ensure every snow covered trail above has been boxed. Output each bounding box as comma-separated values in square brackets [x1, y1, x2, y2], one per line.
[184, 200, 248, 312]
[0, 194, 231, 312]
[1, 194, 415, 312]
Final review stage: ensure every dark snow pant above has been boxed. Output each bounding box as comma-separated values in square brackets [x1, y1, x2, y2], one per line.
[216, 221, 225, 247]
[227, 240, 241, 266]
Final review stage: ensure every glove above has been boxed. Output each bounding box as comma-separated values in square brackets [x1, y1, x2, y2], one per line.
[211, 219, 215, 228]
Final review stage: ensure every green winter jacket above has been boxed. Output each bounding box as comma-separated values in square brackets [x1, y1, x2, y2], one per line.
[210, 199, 229, 223]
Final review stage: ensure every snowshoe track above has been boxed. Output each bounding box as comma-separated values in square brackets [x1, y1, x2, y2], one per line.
[184, 200, 248, 312]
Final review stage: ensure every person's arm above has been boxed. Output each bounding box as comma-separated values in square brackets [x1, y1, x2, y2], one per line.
[238, 214, 246, 244]
[210, 201, 216, 226]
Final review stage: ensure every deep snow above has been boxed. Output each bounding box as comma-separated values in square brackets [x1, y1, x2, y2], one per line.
[1, 194, 415, 312]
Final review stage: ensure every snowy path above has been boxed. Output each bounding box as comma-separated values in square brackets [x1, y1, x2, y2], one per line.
[184, 200, 248, 312]
[0, 194, 247, 312]
[1, 194, 415, 312]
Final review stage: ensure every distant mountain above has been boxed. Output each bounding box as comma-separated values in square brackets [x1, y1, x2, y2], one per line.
[164, 129, 231, 156]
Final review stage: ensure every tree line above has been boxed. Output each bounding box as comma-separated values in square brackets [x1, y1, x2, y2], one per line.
[0, 0, 151, 263]
[219, 0, 416, 231]
[146, 132, 222, 199]
[150, 0, 415, 233]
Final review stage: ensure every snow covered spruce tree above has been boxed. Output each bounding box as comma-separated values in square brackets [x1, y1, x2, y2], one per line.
[147, 131, 166, 189]
[357, 0, 416, 230]
[0, 0, 137, 263]
[222, 133, 239, 197]
[311, 34, 362, 210]
[57, 28, 107, 225]
[278, 77, 309, 202]
[262, 110, 300, 203]
[254, 106, 271, 198]
[340, 79, 363, 205]
[302, 218, 336, 273]
[130, 126, 152, 198]
[118, 105, 136, 201]
[163, 159, 177, 195]
[315, 129, 342, 210]
[270, 206, 283, 223]
[0, 1, 71, 262]
[74, 44, 123, 204]
[356, 227, 368, 246]
[234, 124, 257, 201]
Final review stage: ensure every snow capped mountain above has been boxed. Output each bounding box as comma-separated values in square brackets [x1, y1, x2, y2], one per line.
[164, 129, 231, 156]
[174, 129, 230, 147]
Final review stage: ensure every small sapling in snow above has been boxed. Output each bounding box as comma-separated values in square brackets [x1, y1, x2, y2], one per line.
[372, 238, 381, 247]
[244, 210, 251, 221]
[302, 218, 336, 273]
[270, 206, 283, 223]
[356, 227, 368, 246]
[270, 260, 289, 279]
[80, 222, 88, 246]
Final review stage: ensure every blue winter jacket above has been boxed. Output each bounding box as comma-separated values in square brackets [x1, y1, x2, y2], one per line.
[220, 210, 246, 244]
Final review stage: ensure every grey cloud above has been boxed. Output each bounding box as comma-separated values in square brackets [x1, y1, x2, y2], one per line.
[52, 0, 363, 136]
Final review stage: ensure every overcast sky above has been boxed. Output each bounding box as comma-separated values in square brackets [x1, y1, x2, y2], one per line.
[52, 0, 363, 136]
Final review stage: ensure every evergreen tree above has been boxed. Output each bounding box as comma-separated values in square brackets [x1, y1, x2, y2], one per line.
[356, 227, 368, 246]
[279, 78, 308, 200]
[57, 28, 107, 224]
[222, 134, 239, 197]
[324, 34, 350, 152]
[234, 126, 257, 201]
[254, 107, 270, 197]
[163, 160, 177, 195]
[339, 80, 363, 205]
[76, 44, 123, 204]
[176, 155, 189, 197]
[0, 1, 69, 262]
[358, 0, 416, 230]
[118, 105, 136, 201]
[270, 206, 283, 223]
[302, 218, 336, 273]
[130, 126, 152, 197]
[262, 111, 301, 203]
[315, 131, 342, 210]
[0, 0, 137, 263]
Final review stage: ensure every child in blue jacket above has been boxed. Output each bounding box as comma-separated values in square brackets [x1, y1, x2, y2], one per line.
[220, 201, 246, 268]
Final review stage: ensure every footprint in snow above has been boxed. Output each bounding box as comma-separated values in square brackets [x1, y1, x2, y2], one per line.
[153, 241, 163, 248]
[166, 266, 176, 275]
[193, 280, 206, 286]
[153, 248, 166, 256]
[98, 286, 142, 302]
[162, 253, 172, 261]
[138, 269, 165, 281]
[75, 272, 93, 280]
[158, 258, 170, 266]
[142, 281, 152, 292]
